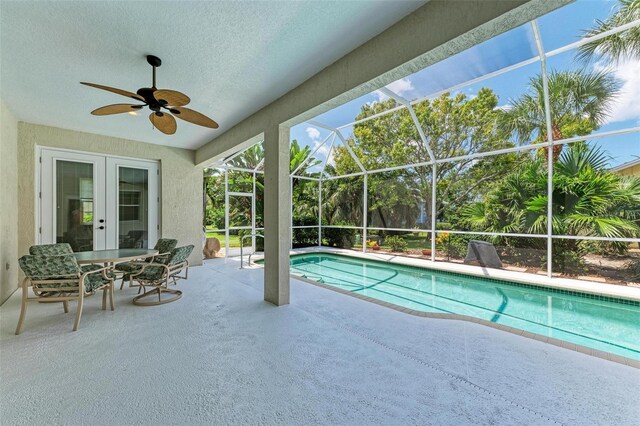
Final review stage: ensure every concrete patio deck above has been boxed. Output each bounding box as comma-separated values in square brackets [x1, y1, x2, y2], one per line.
[0, 258, 638, 425]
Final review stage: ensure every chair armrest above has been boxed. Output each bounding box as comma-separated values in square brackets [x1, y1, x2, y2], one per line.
[81, 265, 113, 280]
[148, 252, 171, 262]
[129, 262, 169, 278]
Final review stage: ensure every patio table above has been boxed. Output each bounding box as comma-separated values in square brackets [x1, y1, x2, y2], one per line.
[73, 249, 159, 304]
[73, 249, 159, 266]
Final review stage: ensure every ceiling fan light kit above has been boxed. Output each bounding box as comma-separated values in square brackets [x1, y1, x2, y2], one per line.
[81, 55, 218, 135]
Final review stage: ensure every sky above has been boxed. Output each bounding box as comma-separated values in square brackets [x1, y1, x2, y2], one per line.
[288, 0, 640, 170]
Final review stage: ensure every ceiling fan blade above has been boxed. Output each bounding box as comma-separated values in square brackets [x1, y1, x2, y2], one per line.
[81, 82, 145, 102]
[171, 107, 219, 129]
[149, 112, 177, 135]
[153, 89, 190, 106]
[91, 104, 144, 116]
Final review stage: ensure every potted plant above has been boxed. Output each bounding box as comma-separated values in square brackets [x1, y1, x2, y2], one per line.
[421, 249, 431, 256]
[367, 239, 381, 251]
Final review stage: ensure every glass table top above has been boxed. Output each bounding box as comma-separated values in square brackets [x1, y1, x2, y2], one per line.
[73, 249, 158, 264]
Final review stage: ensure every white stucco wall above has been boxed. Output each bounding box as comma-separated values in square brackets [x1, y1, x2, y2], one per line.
[0, 101, 19, 304]
[17, 123, 203, 273]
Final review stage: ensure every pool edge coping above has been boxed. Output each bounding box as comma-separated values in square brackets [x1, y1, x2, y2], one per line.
[292, 273, 639, 369]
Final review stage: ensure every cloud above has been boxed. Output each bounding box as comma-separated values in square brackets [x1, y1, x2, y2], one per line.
[495, 104, 513, 112]
[374, 77, 415, 102]
[595, 59, 640, 125]
[314, 141, 330, 159]
[305, 126, 330, 160]
[305, 126, 321, 142]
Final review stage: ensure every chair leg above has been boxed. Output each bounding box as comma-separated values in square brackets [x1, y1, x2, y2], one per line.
[15, 278, 29, 335]
[102, 287, 107, 310]
[63, 301, 69, 313]
[109, 282, 115, 311]
[73, 295, 84, 331]
[132, 285, 182, 306]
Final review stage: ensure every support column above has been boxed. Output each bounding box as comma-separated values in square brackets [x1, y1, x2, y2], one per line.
[362, 174, 368, 253]
[263, 124, 290, 306]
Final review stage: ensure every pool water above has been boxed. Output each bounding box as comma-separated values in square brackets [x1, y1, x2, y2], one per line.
[288, 253, 640, 360]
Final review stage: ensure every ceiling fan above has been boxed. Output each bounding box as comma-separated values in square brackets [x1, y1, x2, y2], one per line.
[81, 55, 218, 135]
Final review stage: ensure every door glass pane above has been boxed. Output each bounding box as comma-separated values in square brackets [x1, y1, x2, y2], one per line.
[118, 167, 149, 248]
[56, 161, 94, 252]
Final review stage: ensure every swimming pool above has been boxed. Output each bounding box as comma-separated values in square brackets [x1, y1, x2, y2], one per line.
[287, 253, 640, 360]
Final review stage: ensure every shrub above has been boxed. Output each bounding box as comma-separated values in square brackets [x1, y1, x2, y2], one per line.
[292, 228, 317, 248]
[385, 235, 408, 252]
[323, 227, 355, 248]
[445, 235, 472, 258]
[292, 217, 318, 248]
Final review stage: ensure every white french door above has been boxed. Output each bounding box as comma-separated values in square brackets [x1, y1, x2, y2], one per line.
[40, 149, 159, 251]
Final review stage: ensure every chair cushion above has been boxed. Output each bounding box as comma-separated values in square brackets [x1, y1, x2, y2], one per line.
[155, 238, 178, 255]
[114, 239, 178, 274]
[167, 245, 194, 266]
[133, 265, 166, 282]
[154, 239, 178, 264]
[81, 264, 116, 279]
[84, 273, 111, 292]
[19, 254, 81, 280]
[81, 264, 102, 273]
[114, 262, 143, 273]
[29, 243, 73, 256]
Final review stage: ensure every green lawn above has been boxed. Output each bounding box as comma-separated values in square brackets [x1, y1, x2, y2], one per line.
[399, 233, 431, 250]
[367, 232, 431, 250]
[206, 230, 432, 250]
[205, 231, 241, 248]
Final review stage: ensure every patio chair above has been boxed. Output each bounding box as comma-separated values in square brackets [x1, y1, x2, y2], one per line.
[15, 254, 115, 334]
[130, 245, 194, 306]
[29, 243, 103, 273]
[114, 238, 178, 290]
[119, 230, 145, 248]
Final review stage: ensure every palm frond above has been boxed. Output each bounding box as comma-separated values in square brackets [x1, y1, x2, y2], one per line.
[576, 0, 640, 64]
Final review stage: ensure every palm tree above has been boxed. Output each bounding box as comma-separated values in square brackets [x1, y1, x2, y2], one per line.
[576, 0, 640, 64]
[289, 139, 321, 175]
[203, 140, 322, 229]
[500, 70, 619, 160]
[228, 144, 264, 170]
[463, 144, 640, 271]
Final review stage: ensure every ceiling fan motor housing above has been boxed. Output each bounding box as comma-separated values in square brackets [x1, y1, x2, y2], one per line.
[137, 87, 164, 111]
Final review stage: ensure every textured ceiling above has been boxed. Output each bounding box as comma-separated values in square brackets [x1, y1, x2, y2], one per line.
[0, 1, 425, 149]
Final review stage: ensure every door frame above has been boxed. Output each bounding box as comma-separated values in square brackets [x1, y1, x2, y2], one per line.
[105, 156, 159, 249]
[40, 149, 107, 250]
[37, 146, 161, 250]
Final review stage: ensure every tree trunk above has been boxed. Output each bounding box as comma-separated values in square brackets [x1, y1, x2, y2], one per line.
[541, 124, 564, 162]
[377, 206, 388, 229]
[551, 125, 563, 161]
